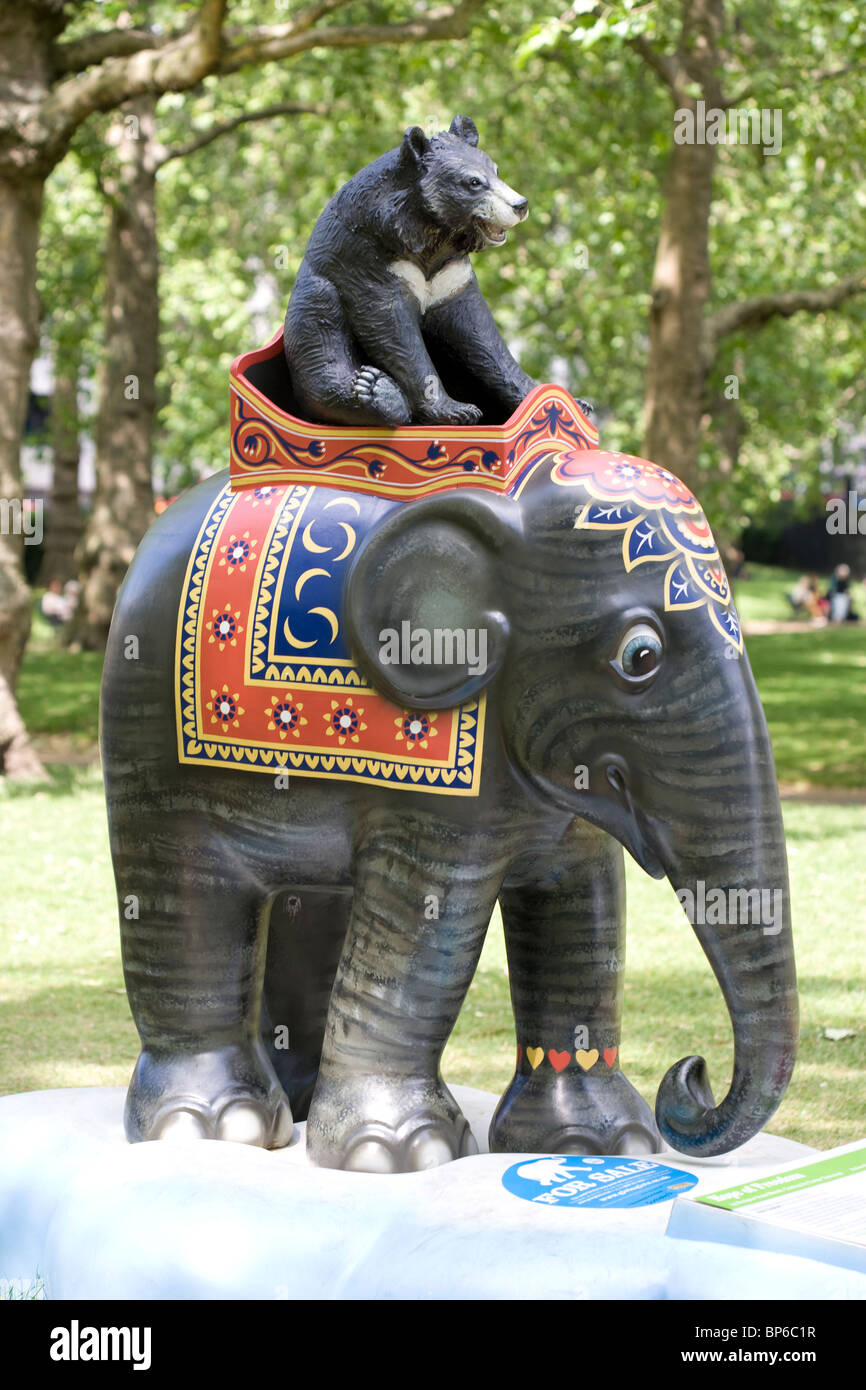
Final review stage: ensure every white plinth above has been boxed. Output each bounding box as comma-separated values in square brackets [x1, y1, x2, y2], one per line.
[0, 1086, 863, 1300]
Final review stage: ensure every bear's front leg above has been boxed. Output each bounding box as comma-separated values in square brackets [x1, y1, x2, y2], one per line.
[349, 287, 482, 426]
[424, 281, 537, 416]
[306, 817, 505, 1171]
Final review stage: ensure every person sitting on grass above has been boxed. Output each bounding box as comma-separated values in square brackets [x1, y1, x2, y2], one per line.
[787, 574, 823, 619]
[40, 578, 79, 628]
[826, 564, 858, 623]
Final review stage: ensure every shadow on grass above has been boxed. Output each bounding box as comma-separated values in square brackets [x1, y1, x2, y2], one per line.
[4, 763, 104, 801]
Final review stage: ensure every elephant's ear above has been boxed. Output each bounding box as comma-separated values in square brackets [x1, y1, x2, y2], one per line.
[344, 490, 522, 709]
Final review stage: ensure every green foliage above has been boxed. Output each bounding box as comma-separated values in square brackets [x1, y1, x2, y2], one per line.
[520, 0, 866, 528]
[37, 150, 106, 440]
[39, 1, 866, 528]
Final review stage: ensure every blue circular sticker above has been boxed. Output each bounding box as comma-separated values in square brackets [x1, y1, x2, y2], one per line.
[502, 1155, 698, 1208]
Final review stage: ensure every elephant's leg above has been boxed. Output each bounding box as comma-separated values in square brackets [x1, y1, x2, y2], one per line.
[118, 811, 292, 1148]
[260, 887, 353, 1120]
[306, 820, 504, 1172]
[490, 828, 661, 1156]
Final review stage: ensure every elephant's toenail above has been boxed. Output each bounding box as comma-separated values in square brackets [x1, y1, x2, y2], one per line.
[271, 1098, 294, 1148]
[217, 1101, 268, 1145]
[405, 1129, 455, 1170]
[547, 1129, 602, 1156]
[152, 1108, 207, 1142]
[343, 1140, 396, 1174]
[614, 1125, 660, 1156]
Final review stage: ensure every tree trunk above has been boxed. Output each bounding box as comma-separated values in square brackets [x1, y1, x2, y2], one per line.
[0, 2, 64, 778]
[72, 98, 159, 650]
[42, 355, 84, 586]
[705, 383, 746, 557]
[0, 172, 48, 778]
[642, 133, 717, 491]
[641, 0, 725, 493]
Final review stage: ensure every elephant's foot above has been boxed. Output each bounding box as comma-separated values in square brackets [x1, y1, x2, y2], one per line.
[306, 1072, 478, 1173]
[490, 1068, 661, 1157]
[124, 1041, 293, 1149]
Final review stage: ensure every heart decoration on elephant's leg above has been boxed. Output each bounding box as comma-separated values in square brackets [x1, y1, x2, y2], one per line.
[575, 1049, 600, 1072]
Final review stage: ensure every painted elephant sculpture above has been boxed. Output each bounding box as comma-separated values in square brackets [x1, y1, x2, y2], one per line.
[102, 433, 798, 1173]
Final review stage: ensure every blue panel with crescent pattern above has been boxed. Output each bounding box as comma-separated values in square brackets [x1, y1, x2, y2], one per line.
[266, 485, 399, 668]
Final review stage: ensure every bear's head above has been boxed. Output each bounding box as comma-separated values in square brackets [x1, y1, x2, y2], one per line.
[400, 114, 529, 253]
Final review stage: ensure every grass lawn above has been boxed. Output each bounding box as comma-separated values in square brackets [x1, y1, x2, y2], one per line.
[734, 563, 866, 626]
[0, 765, 863, 1151]
[748, 627, 866, 790]
[16, 604, 103, 760]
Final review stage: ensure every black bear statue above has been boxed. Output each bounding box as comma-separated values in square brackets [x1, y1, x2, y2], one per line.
[283, 114, 538, 428]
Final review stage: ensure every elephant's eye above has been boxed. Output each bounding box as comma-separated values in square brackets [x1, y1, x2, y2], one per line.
[613, 623, 663, 684]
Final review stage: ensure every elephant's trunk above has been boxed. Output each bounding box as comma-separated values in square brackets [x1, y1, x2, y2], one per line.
[650, 679, 798, 1157]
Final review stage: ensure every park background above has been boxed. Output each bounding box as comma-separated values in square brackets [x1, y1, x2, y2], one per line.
[0, 0, 864, 1151]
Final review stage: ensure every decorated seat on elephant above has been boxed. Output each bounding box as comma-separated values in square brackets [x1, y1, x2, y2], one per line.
[176, 331, 741, 796]
[177, 332, 595, 793]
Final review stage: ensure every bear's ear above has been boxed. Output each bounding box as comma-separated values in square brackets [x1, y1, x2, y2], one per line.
[401, 126, 431, 165]
[449, 114, 479, 147]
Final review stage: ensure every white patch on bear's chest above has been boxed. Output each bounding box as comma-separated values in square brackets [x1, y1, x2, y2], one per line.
[388, 258, 472, 311]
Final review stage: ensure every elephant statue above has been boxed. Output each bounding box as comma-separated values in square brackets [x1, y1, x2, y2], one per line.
[101, 368, 797, 1174]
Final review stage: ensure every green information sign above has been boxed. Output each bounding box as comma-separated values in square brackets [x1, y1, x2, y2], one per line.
[697, 1147, 866, 1211]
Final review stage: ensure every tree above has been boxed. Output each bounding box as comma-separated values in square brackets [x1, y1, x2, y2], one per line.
[0, 0, 484, 776]
[70, 95, 161, 649]
[43, 355, 84, 587]
[35, 153, 104, 587]
[142, 1, 865, 533]
[524, 0, 866, 495]
[69, 93, 328, 648]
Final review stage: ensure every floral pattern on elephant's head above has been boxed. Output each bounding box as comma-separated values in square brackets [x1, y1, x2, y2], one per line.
[552, 449, 700, 511]
[550, 449, 743, 653]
